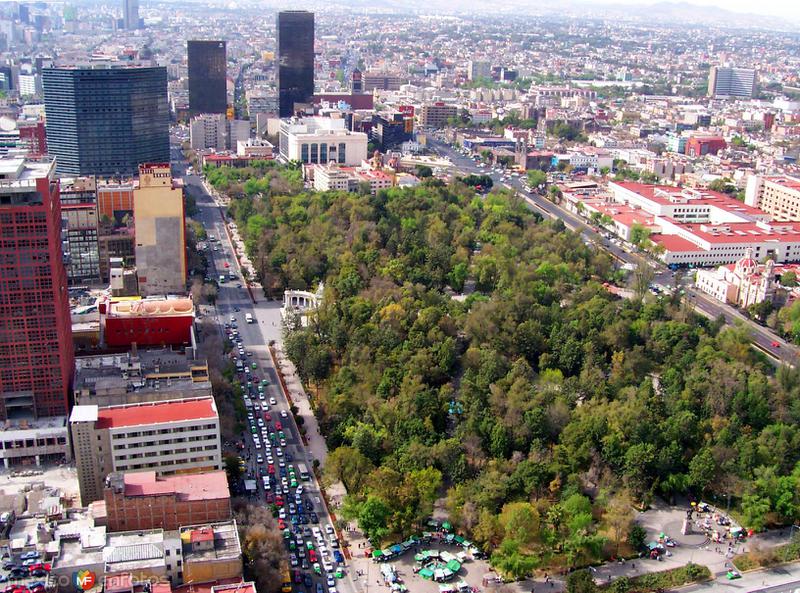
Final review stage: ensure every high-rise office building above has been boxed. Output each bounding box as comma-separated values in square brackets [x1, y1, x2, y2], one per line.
[188, 40, 227, 115]
[708, 66, 757, 99]
[61, 177, 101, 285]
[0, 156, 74, 420]
[133, 163, 187, 296]
[42, 66, 169, 176]
[276, 10, 314, 118]
[122, 0, 139, 29]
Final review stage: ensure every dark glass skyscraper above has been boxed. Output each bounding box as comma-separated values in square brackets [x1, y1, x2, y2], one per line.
[277, 11, 314, 118]
[42, 66, 169, 176]
[188, 40, 227, 115]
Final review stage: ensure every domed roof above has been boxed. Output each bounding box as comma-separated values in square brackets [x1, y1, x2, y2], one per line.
[735, 248, 758, 277]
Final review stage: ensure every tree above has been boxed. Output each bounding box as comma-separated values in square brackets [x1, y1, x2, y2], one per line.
[605, 491, 634, 555]
[527, 169, 547, 189]
[237, 505, 287, 593]
[416, 165, 433, 178]
[354, 495, 391, 543]
[224, 453, 243, 482]
[629, 223, 651, 248]
[631, 263, 655, 301]
[688, 447, 717, 492]
[566, 570, 597, 593]
[782, 271, 798, 287]
[627, 523, 647, 551]
[324, 446, 374, 494]
[490, 538, 539, 580]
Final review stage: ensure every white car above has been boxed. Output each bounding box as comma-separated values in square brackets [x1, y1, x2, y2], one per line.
[269, 397, 277, 405]
[276, 448, 283, 457]
[325, 525, 335, 536]
[280, 410, 288, 418]
[322, 560, 333, 573]
[256, 455, 263, 464]
[254, 441, 262, 450]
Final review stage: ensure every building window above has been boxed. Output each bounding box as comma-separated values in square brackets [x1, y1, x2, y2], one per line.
[320, 144, 328, 163]
[338, 143, 346, 164]
[301, 144, 309, 163]
[310, 144, 318, 164]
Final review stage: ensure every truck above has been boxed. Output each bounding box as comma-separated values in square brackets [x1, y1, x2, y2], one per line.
[298, 463, 310, 481]
[245, 313, 253, 324]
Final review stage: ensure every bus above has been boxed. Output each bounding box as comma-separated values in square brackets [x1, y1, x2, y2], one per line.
[297, 463, 310, 481]
[281, 561, 292, 593]
[245, 313, 253, 324]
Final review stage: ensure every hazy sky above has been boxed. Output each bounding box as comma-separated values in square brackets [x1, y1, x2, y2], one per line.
[583, 0, 800, 19]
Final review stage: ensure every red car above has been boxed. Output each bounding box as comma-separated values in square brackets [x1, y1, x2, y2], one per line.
[264, 413, 272, 421]
[268, 464, 275, 474]
[275, 421, 282, 431]
[265, 492, 275, 503]
[309, 549, 318, 562]
[275, 495, 284, 507]
[224, 262, 230, 268]
[772, 341, 781, 348]
[278, 519, 287, 529]
[28, 563, 51, 573]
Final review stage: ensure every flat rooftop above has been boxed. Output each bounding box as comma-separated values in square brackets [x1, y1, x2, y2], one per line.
[118, 470, 229, 501]
[181, 521, 240, 563]
[74, 348, 210, 398]
[96, 397, 218, 430]
[104, 529, 167, 573]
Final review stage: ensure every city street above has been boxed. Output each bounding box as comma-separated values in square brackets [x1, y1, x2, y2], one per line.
[427, 138, 798, 367]
[174, 146, 355, 593]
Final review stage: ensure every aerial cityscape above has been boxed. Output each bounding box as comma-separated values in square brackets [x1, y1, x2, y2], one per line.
[1, 2, 800, 593]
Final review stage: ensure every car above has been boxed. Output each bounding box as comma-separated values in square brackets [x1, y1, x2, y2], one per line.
[309, 549, 318, 563]
[289, 554, 299, 567]
[304, 574, 313, 589]
[326, 575, 335, 588]
[280, 410, 288, 418]
[20, 552, 40, 561]
[310, 512, 319, 523]
[325, 525, 335, 536]
[270, 397, 277, 405]
[322, 560, 333, 573]
[1, 561, 14, 570]
[275, 421, 283, 431]
[316, 584, 324, 593]
[286, 451, 294, 461]
[726, 570, 741, 580]
[0, 577, 6, 584]
[330, 538, 339, 549]
[256, 454, 263, 464]
[333, 550, 344, 563]
[298, 547, 306, 559]
[276, 448, 283, 457]
[772, 341, 781, 348]
[294, 570, 302, 584]
[301, 559, 310, 570]
[313, 563, 322, 575]
[264, 413, 272, 421]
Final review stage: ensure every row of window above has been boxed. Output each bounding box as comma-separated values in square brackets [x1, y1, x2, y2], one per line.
[299, 142, 346, 165]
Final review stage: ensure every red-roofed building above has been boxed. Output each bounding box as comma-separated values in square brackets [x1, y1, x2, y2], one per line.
[70, 397, 222, 505]
[104, 470, 231, 532]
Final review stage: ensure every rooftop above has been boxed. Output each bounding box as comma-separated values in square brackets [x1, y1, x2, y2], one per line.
[73, 348, 210, 401]
[95, 397, 218, 430]
[181, 521, 240, 563]
[115, 470, 229, 501]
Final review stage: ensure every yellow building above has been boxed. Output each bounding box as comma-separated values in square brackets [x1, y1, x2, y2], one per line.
[180, 521, 243, 583]
[133, 164, 187, 295]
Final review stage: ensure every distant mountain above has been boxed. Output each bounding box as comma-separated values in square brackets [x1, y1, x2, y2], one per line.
[314, 0, 799, 29]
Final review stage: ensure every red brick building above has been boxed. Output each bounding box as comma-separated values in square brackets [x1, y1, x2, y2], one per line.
[685, 135, 727, 157]
[103, 470, 231, 532]
[0, 157, 73, 420]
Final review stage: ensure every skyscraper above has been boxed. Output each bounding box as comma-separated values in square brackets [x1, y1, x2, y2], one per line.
[188, 40, 227, 115]
[708, 66, 757, 99]
[42, 66, 169, 176]
[0, 156, 74, 420]
[133, 163, 187, 296]
[276, 10, 314, 118]
[123, 0, 139, 29]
